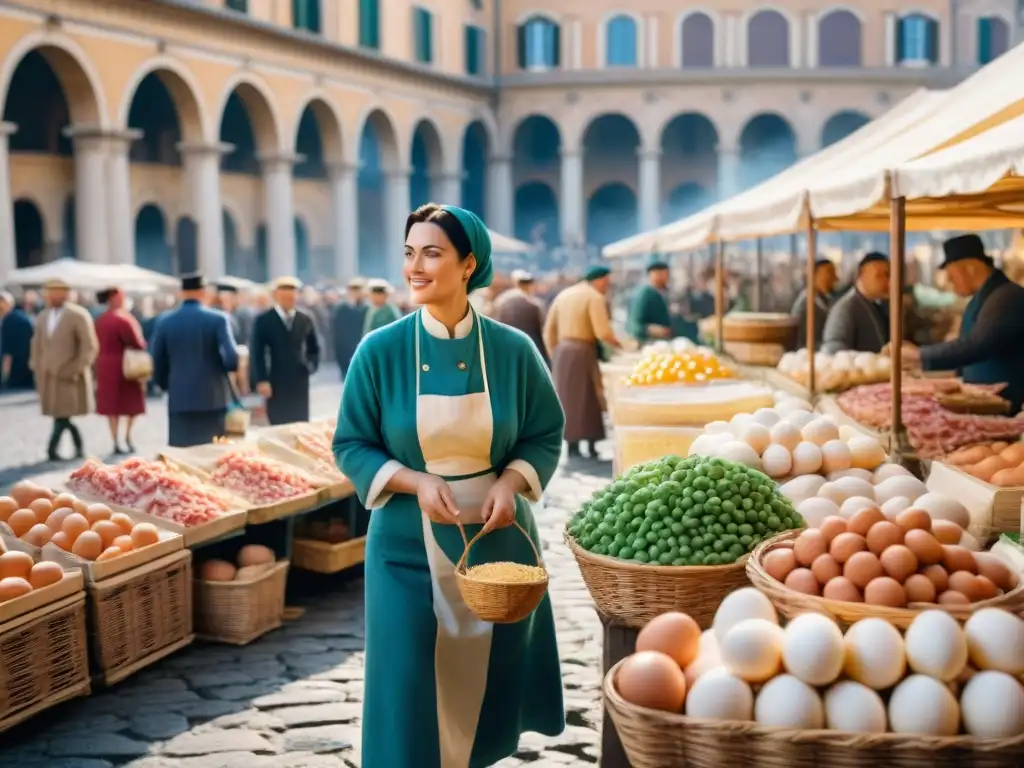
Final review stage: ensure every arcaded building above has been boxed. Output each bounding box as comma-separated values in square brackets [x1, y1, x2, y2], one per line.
[0, 0, 1017, 282]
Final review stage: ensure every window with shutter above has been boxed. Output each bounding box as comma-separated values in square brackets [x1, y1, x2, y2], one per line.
[606, 16, 638, 67]
[925, 18, 939, 63]
[896, 14, 936, 65]
[518, 18, 560, 70]
[465, 26, 485, 75]
[517, 26, 527, 68]
[225, 0, 247, 12]
[292, 0, 321, 33]
[978, 18, 993, 63]
[360, 0, 380, 48]
[415, 8, 433, 64]
[895, 17, 905, 62]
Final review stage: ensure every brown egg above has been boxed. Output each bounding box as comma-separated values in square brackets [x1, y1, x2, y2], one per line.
[904, 573, 938, 603]
[130, 523, 160, 549]
[27, 498, 53, 523]
[61, 512, 90, 541]
[785, 568, 821, 595]
[0, 551, 33, 580]
[811, 553, 842, 584]
[0, 496, 18, 522]
[636, 612, 702, 668]
[616, 651, 688, 712]
[976, 553, 1017, 592]
[921, 564, 950, 593]
[848, 507, 886, 537]
[823, 576, 863, 603]
[864, 576, 908, 607]
[112, 535, 134, 552]
[0, 576, 33, 602]
[880, 545, 919, 583]
[904, 529, 944, 565]
[109, 512, 134, 536]
[973, 575, 999, 601]
[763, 548, 797, 583]
[794, 529, 828, 567]
[938, 590, 970, 606]
[85, 503, 113, 524]
[931, 520, 964, 546]
[70, 498, 90, 516]
[896, 508, 932, 534]
[9, 480, 52, 507]
[7, 509, 38, 537]
[45, 508, 74, 534]
[829, 532, 867, 564]
[866, 521, 904, 555]
[818, 516, 848, 546]
[92, 520, 123, 548]
[96, 547, 123, 562]
[941, 545, 978, 575]
[71, 530, 103, 561]
[23, 523, 53, 547]
[844, 551, 884, 589]
[51, 492, 77, 510]
[28, 561, 63, 589]
[948, 571, 980, 601]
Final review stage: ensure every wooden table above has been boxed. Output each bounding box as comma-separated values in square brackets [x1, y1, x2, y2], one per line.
[599, 612, 639, 768]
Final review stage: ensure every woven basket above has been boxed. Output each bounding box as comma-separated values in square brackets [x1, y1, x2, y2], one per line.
[455, 521, 548, 624]
[567, 534, 750, 629]
[292, 536, 366, 574]
[88, 549, 194, 684]
[194, 559, 289, 645]
[604, 658, 1024, 768]
[747, 531, 1024, 630]
[0, 594, 90, 731]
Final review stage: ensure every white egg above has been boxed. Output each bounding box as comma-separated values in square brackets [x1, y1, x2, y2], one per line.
[822, 477, 876, 505]
[837, 425, 861, 442]
[769, 421, 803, 452]
[844, 618, 907, 690]
[874, 475, 927, 505]
[754, 675, 824, 729]
[824, 681, 888, 733]
[797, 497, 841, 528]
[889, 675, 961, 736]
[686, 671, 755, 721]
[782, 613, 845, 686]
[779, 475, 828, 506]
[713, 587, 778, 642]
[731, 412, 754, 430]
[872, 463, 912, 484]
[689, 432, 733, 457]
[685, 630, 724, 689]
[827, 468, 873, 483]
[847, 436, 887, 470]
[740, 423, 772, 455]
[914, 493, 970, 530]
[905, 610, 969, 682]
[777, 399, 813, 413]
[751, 408, 782, 428]
[880, 496, 912, 521]
[964, 609, 1024, 675]
[705, 420, 734, 435]
[784, 409, 817, 429]
[790, 441, 823, 475]
[721, 619, 785, 683]
[820, 440, 853, 474]
[713, 441, 763, 470]
[960, 671, 1024, 738]
[760, 444, 793, 479]
[839, 496, 878, 520]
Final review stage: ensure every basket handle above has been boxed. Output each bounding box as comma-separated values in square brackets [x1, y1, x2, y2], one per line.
[454, 519, 542, 574]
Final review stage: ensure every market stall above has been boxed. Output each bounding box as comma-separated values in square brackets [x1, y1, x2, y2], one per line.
[4, 259, 180, 293]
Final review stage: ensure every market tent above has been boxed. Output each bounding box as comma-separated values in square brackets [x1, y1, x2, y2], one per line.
[4, 259, 179, 292]
[489, 229, 533, 254]
[891, 112, 1024, 201]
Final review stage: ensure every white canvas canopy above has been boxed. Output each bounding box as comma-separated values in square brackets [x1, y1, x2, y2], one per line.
[4, 259, 179, 292]
[489, 229, 533, 254]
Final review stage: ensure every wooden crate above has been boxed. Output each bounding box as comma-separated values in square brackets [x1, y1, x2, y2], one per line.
[614, 426, 703, 473]
[926, 461, 1023, 538]
[194, 560, 289, 645]
[0, 592, 91, 731]
[88, 549, 194, 685]
[815, 395, 885, 442]
[292, 536, 366, 574]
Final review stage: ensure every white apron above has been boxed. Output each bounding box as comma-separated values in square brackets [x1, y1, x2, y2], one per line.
[415, 307, 496, 768]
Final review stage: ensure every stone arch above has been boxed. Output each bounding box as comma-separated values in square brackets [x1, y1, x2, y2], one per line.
[13, 198, 45, 268]
[215, 73, 284, 155]
[659, 112, 719, 215]
[134, 202, 173, 275]
[511, 114, 562, 167]
[460, 120, 489, 218]
[409, 118, 445, 209]
[293, 95, 345, 179]
[821, 110, 871, 148]
[353, 104, 402, 169]
[116, 56, 207, 142]
[514, 181, 559, 247]
[291, 92, 345, 162]
[738, 112, 797, 190]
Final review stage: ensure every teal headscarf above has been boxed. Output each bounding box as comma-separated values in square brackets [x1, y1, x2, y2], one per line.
[440, 205, 493, 292]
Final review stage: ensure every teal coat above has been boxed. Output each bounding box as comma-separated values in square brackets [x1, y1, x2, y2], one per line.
[627, 284, 672, 343]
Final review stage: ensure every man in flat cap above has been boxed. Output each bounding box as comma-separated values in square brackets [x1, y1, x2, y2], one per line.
[543, 265, 622, 459]
[250, 276, 320, 425]
[791, 258, 839, 350]
[493, 269, 549, 366]
[331, 277, 367, 378]
[821, 251, 891, 354]
[898, 234, 1024, 412]
[29, 278, 99, 461]
[151, 273, 240, 447]
[627, 257, 674, 345]
[362, 279, 400, 335]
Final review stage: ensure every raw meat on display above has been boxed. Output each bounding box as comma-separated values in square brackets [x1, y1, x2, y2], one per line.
[209, 450, 320, 505]
[68, 458, 234, 526]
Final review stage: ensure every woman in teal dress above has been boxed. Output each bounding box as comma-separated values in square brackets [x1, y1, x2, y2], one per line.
[333, 203, 566, 768]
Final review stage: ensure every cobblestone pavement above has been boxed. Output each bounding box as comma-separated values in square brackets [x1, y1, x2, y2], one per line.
[0, 382, 615, 767]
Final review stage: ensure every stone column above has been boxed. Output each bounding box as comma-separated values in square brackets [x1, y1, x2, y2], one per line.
[260, 153, 300, 279]
[486, 153, 513, 235]
[717, 142, 740, 199]
[559, 148, 585, 247]
[0, 123, 16, 281]
[329, 162, 359, 280]
[432, 170, 463, 207]
[386, 167, 412, 281]
[179, 141, 231, 277]
[638, 149, 661, 232]
[64, 127, 109, 263]
[106, 129, 142, 265]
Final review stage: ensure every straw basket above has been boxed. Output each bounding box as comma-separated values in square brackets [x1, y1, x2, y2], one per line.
[194, 559, 289, 645]
[455, 521, 548, 624]
[566, 534, 750, 629]
[604, 658, 1024, 768]
[747, 531, 1024, 630]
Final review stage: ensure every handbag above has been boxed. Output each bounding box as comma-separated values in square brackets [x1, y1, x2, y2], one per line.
[223, 372, 250, 435]
[123, 348, 154, 381]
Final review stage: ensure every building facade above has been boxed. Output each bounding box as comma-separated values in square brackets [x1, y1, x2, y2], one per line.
[0, 0, 1017, 282]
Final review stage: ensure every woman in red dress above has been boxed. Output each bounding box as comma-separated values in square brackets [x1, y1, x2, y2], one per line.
[95, 287, 147, 454]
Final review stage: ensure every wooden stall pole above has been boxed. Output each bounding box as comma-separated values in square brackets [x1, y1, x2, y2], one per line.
[806, 220, 818, 396]
[889, 195, 908, 460]
[714, 239, 725, 353]
[754, 238, 763, 311]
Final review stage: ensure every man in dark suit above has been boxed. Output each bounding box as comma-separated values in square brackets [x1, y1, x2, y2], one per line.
[0, 290, 35, 390]
[251, 276, 320, 425]
[331, 277, 366, 378]
[821, 252, 891, 354]
[151, 273, 240, 447]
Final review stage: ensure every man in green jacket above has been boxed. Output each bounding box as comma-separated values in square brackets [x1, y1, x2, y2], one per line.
[627, 258, 673, 344]
[362, 279, 401, 335]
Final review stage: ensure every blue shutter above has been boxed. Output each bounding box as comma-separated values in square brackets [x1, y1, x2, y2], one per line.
[926, 18, 939, 63]
[978, 18, 993, 63]
[549, 22, 560, 67]
[895, 17, 905, 62]
[517, 25, 527, 69]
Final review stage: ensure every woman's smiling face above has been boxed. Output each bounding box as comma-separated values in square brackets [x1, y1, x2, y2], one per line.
[403, 221, 476, 305]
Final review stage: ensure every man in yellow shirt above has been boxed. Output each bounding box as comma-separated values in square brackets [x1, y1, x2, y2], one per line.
[543, 265, 621, 459]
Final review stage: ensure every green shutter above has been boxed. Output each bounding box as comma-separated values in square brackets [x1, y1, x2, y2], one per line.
[226, 0, 247, 12]
[292, 0, 320, 33]
[926, 18, 938, 63]
[424, 11, 433, 63]
[360, 0, 380, 48]
[465, 26, 484, 75]
[517, 25, 527, 69]
[895, 17, 905, 62]
[978, 18, 993, 64]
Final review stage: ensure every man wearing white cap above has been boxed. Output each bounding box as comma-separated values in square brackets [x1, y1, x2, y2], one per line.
[493, 269, 548, 366]
[362, 279, 400, 334]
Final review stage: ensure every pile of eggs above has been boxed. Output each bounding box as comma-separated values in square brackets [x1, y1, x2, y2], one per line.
[764, 507, 1017, 607]
[0, 550, 65, 603]
[689, 403, 887, 480]
[614, 588, 1024, 737]
[778, 349, 891, 392]
[626, 348, 736, 386]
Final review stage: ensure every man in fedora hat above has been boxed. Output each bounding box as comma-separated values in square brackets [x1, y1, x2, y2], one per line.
[627, 256, 674, 345]
[897, 234, 1024, 412]
[493, 269, 549, 365]
[151, 273, 240, 447]
[29, 278, 99, 461]
[250, 276, 320, 425]
[331, 276, 368, 378]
